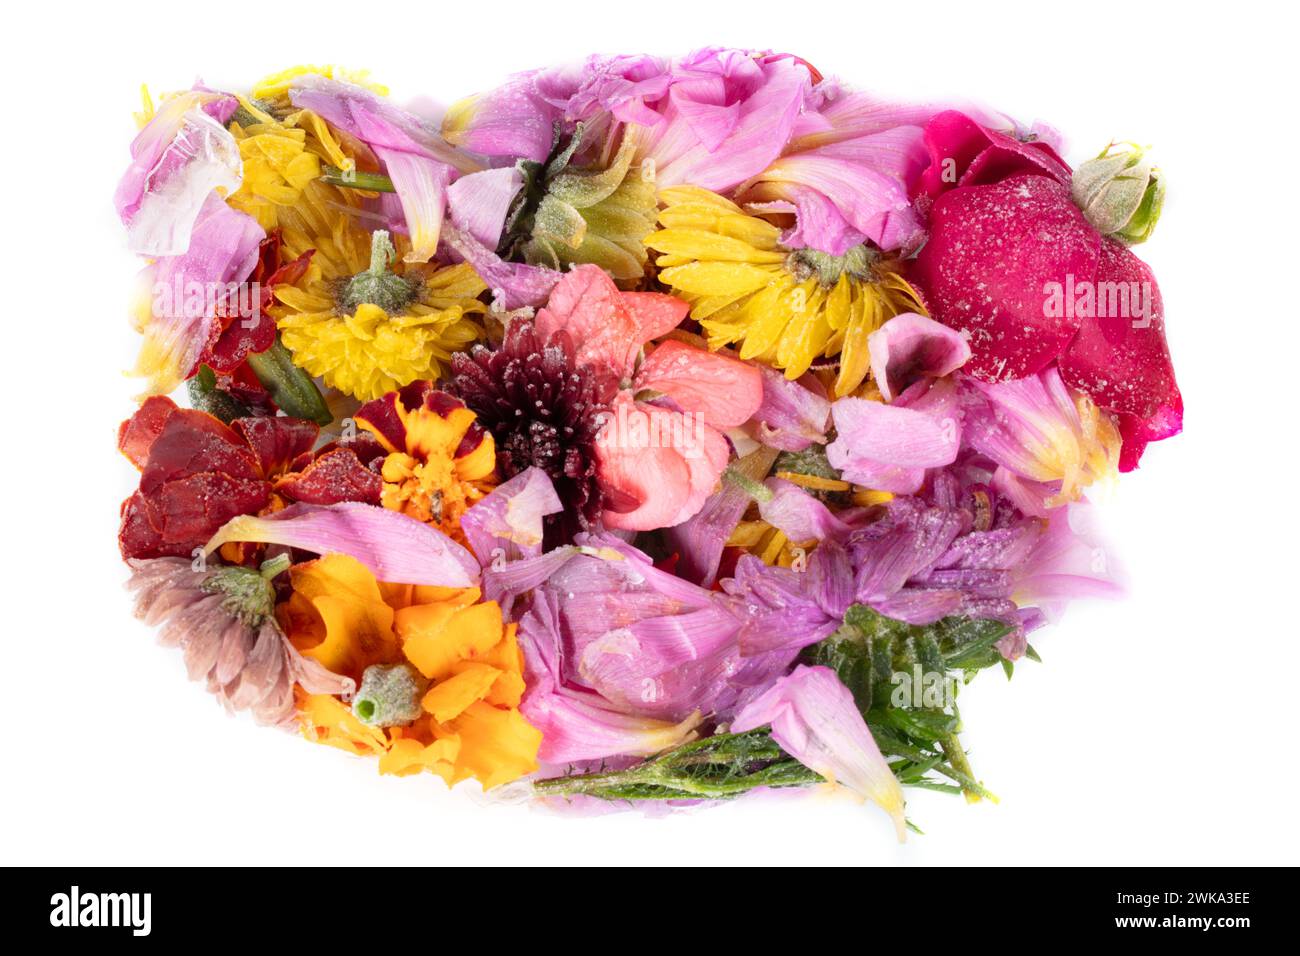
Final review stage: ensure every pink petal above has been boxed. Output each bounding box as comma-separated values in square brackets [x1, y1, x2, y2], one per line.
[202, 502, 480, 587]
[757, 478, 856, 543]
[622, 290, 691, 344]
[460, 466, 563, 566]
[596, 396, 730, 531]
[634, 340, 763, 430]
[826, 385, 962, 493]
[445, 166, 523, 251]
[535, 265, 641, 377]
[732, 665, 906, 839]
[868, 312, 971, 402]
[748, 365, 831, 452]
[115, 91, 243, 256]
[136, 194, 265, 394]
[377, 147, 452, 263]
[646, 55, 810, 193]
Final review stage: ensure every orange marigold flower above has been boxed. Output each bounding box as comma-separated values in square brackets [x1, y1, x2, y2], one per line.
[352, 381, 496, 544]
[287, 554, 540, 789]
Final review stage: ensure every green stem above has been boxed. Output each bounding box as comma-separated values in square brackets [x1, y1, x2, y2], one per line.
[246, 336, 332, 426]
[320, 165, 396, 193]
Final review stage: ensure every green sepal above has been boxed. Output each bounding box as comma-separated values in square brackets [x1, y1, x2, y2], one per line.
[245, 336, 332, 426]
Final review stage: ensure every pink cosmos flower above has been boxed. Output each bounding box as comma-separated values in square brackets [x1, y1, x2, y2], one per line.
[534, 266, 763, 530]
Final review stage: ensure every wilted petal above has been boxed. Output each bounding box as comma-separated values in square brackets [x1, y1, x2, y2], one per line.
[826, 383, 962, 493]
[461, 466, 563, 566]
[203, 502, 480, 587]
[440, 223, 560, 310]
[868, 312, 971, 401]
[640, 54, 811, 193]
[132, 194, 265, 395]
[596, 396, 731, 531]
[664, 446, 778, 587]
[963, 367, 1120, 507]
[914, 109, 1070, 205]
[378, 148, 452, 263]
[732, 665, 906, 839]
[115, 91, 242, 256]
[1013, 502, 1125, 617]
[746, 126, 929, 254]
[442, 72, 562, 162]
[535, 265, 644, 376]
[445, 166, 523, 250]
[748, 366, 831, 451]
[757, 478, 856, 543]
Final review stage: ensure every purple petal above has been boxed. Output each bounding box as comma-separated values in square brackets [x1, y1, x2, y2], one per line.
[202, 502, 480, 587]
[440, 223, 560, 310]
[748, 366, 831, 452]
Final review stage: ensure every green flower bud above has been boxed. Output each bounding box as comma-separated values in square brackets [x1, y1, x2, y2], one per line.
[352, 663, 427, 727]
[1071, 143, 1165, 245]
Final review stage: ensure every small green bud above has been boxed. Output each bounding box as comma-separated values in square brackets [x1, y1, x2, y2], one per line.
[352, 664, 427, 727]
[1071, 143, 1165, 245]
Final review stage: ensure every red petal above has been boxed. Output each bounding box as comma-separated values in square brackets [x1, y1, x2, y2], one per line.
[910, 174, 1100, 382]
[275, 448, 383, 505]
[139, 409, 262, 493]
[119, 473, 270, 559]
[232, 415, 320, 478]
[118, 395, 179, 469]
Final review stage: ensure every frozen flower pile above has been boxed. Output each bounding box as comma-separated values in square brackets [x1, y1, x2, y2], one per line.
[115, 54, 1180, 838]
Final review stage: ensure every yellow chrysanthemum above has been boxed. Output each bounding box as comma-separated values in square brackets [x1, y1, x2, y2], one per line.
[272, 226, 487, 402]
[646, 186, 926, 398]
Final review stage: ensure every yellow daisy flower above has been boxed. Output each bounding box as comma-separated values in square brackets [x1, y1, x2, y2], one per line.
[646, 186, 926, 398]
[273, 228, 486, 402]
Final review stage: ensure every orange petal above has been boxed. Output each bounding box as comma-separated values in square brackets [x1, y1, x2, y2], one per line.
[446, 701, 541, 789]
[287, 554, 399, 678]
[422, 662, 501, 722]
[397, 600, 504, 680]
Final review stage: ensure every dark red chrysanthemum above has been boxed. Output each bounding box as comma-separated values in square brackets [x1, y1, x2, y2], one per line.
[451, 321, 615, 544]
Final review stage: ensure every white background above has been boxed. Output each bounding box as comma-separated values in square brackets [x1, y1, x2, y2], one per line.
[2, 0, 1296, 866]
